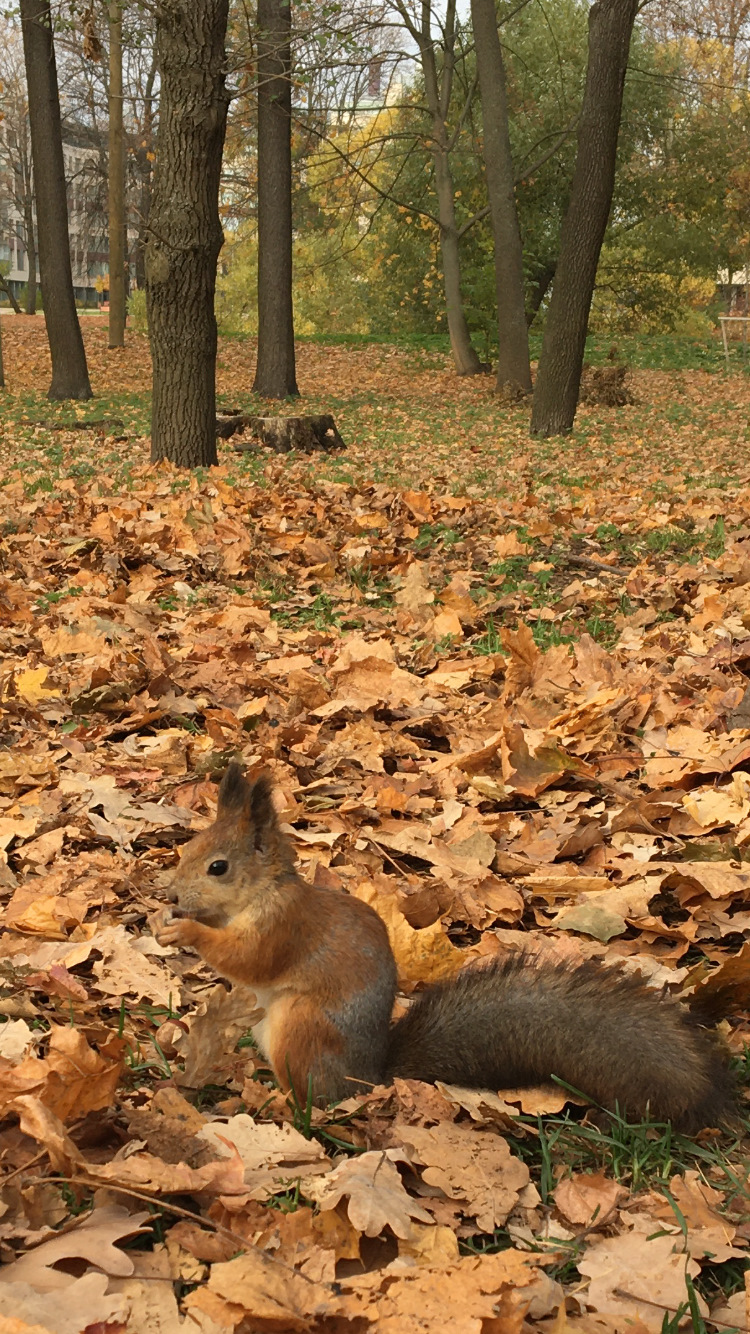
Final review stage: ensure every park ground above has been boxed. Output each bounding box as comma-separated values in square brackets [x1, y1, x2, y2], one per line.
[2, 319, 750, 1330]
[2, 316, 750, 503]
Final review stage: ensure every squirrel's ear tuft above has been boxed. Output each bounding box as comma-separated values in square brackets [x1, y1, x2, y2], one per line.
[217, 762, 252, 817]
[217, 766, 283, 856]
[248, 773, 278, 851]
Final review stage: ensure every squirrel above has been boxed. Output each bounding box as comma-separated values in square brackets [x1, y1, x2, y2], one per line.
[154, 764, 737, 1132]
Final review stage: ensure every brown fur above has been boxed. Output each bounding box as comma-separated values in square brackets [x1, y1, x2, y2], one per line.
[155, 766, 737, 1127]
[385, 956, 735, 1132]
[157, 765, 396, 1102]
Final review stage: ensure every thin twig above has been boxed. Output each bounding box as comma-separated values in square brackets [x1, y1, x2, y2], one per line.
[613, 1286, 750, 1333]
[25, 1173, 334, 1291]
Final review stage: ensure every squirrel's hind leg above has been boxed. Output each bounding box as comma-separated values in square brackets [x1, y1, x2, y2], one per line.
[269, 999, 352, 1106]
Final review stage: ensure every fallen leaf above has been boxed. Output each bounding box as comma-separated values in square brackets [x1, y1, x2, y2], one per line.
[397, 1122, 530, 1231]
[578, 1216, 707, 1325]
[353, 880, 464, 983]
[0, 1272, 126, 1334]
[307, 1149, 433, 1238]
[13, 669, 61, 704]
[0, 1026, 124, 1121]
[553, 1172, 626, 1228]
[0, 1206, 151, 1291]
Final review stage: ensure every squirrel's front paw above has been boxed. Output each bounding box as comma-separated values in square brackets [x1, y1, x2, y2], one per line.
[152, 907, 202, 950]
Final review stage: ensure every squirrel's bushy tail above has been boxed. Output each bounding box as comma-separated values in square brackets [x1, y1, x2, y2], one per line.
[385, 955, 736, 1132]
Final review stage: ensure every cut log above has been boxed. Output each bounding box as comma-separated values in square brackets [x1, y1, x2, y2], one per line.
[215, 411, 245, 439]
[218, 413, 346, 453]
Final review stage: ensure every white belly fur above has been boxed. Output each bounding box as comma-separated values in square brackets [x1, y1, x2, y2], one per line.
[248, 985, 277, 1059]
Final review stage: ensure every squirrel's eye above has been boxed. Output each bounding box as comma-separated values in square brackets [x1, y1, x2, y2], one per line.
[207, 859, 229, 877]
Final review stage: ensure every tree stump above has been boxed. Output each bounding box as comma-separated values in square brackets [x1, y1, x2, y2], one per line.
[218, 413, 346, 453]
[579, 363, 634, 407]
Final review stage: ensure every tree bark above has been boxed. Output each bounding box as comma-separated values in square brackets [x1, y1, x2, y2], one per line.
[416, 0, 481, 375]
[470, 0, 531, 397]
[530, 0, 638, 437]
[146, 0, 230, 466]
[23, 193, 37, 314]
[134, 55, 157, 292]
[19, 0, 92, 399]
[0, 275, 22, 315]
[108, 0, 126, 347]
[526, 261, 556, 327]
[433, 143, 481, 375]
[253, 0, 299, 398]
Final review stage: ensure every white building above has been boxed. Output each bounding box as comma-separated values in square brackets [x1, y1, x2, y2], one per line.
[1, 121, 131, 307]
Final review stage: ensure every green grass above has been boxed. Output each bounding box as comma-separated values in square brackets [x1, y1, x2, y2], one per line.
[3, 331, 746, 505]
[457, 1103, 750, 1323]
[218, 328, 744, 375]
[527, 330, 743, 373]
[271, 591, 341, 631]
[234, 328, 750, 374]
[413, 522, 463, 553]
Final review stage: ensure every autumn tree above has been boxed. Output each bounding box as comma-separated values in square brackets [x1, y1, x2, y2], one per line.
[108, 0, 126, 347]
[531, 0, 639, 437]
[253, 0, 299, 398]
[51, 3, 158, 294]
[390, 0, 483, 374]
[20, 0, 92, 398]
[0, 31, 37, 314]
[218, 0, 729, 349]
[146, 0, 230, 466]
[647, 0, 750, 78]
[470, 0, 530, 397]
[132, 49, 157, 291]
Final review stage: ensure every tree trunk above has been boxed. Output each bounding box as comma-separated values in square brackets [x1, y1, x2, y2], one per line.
[20, 0, 92, 399]
[0, 316, 4, 390]
[23, 193, 37, 314]
[146, 0, 230, 466]
[470, 0, 531, 397]
[418, 0, 481, 376]
[108, 0, 126, 348]
[253, 0, 299, 398]
[134, 56, 156, 292]
[433, 146, 482, 375]
[0, 275, 22, 315]
[526, 261, 555, 327]
[134, 152, 152, 291]
[530, 0, 638, 437]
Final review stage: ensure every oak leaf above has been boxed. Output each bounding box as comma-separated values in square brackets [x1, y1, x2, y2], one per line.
[307, 1149, 433, 1238]
[397, 1122, 530, 1232]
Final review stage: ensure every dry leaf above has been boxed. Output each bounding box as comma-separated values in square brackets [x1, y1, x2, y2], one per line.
[553, 1172, 626, 1228]
[397, 1122, 530, 1232]
[307, 1149, 433, 1238]
[0, 1026, 124, 1121]
[0, 1273, 126, 1334]
[353, 880, 464, 984]
[183, 1247, 332, 1331]
[0, 1206, 151, 1291]
[578, 1217, 707, 1325]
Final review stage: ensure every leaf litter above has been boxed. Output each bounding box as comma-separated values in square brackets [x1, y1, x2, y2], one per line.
[0, 322, 750, 1331]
